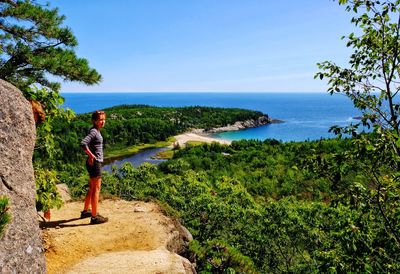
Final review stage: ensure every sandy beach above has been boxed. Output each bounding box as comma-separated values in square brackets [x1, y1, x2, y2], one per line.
[173, 132, 232, 147]
[170, 116, 272, 147]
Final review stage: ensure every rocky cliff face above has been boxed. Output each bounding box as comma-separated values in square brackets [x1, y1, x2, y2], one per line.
[205, 115, 272, 133]
[0, 80, 46, 273]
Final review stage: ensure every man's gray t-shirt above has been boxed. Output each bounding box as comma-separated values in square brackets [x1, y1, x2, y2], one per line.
[80, 127, 104, 162]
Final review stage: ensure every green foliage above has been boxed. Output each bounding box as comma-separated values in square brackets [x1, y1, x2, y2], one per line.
[0, 0, 101, 92]
[98, 137, 400, 272]
[24, 86, 73, 212]
[316, 0, 400, 137]
[60, 169, 88, 198]
[161, 139, 347, 200]
[101, 162, 263, 272]
[104, 104, 265, 131]
[190, 239, 258, 274]
[35, 168, 63, 213]
[259, 198, 394, 273]
[0, 196, 11, 239]
[315, 0, 400, 271]
[24, 86, 75, 166]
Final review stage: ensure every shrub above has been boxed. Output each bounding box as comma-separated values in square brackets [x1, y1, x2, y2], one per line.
[0, 196, 11, 239]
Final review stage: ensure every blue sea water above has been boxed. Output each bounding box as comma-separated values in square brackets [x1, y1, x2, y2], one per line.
[62, 92, 360, 142]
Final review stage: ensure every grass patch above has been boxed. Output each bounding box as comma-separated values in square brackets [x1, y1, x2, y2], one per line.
[155, 150, 174, 159]
[186, 141, 206, 146]
[104, 137, 175, 162]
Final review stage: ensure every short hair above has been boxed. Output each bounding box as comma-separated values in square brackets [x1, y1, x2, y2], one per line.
[92, 110, 106, 121]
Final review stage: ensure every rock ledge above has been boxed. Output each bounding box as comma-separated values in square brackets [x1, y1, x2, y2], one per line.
[42, 199, 196, 274]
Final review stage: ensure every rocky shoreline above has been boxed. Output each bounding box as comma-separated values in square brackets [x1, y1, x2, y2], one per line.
[192, 115, 283, 134]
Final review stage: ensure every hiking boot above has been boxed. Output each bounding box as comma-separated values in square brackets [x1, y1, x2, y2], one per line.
[90, 214, 108, 224]
[80, 210, 92, 219]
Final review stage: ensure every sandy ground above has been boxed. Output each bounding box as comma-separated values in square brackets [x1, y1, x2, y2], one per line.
[173, 132, 231, 147]
[41, 199, 193, 274]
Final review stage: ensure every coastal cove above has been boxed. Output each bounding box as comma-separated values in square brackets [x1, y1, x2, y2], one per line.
[62, 92, 361, 142]
[103, 117, 269, 170]
[63, 92, 361, 168]
[62, 105, 269, 170]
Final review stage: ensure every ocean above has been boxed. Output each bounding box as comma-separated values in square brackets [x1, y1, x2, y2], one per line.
[61, 92, 360, 142]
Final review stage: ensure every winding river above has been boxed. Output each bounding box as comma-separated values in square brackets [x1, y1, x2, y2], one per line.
[103, 147, 170, 172]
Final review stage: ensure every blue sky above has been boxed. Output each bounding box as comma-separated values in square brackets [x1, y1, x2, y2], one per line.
[49, 0, 356, 92]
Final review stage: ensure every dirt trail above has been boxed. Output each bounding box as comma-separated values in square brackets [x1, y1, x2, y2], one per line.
[41, 199, 194, 274]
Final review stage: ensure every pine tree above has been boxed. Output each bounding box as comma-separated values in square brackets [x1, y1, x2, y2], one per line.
[0, 0, 101, 92]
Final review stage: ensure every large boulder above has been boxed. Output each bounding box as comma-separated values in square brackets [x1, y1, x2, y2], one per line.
[0, 80, 46, 273]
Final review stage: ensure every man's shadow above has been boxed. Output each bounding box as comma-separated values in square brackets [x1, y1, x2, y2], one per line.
[40, 217, 92, 228]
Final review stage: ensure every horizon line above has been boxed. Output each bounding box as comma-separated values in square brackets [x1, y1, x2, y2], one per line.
[61, 90, 328, 94]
